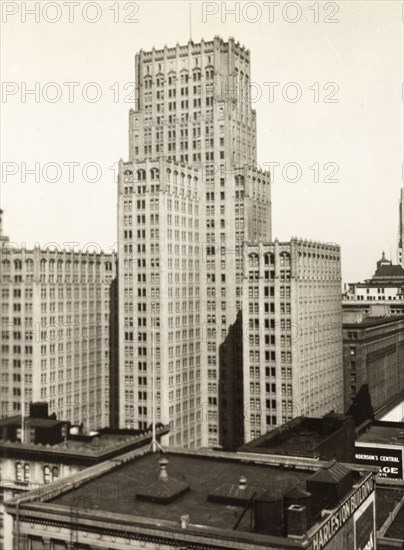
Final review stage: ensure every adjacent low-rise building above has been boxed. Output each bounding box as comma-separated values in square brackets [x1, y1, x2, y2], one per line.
[239, 413, 355, 463]
[343, 309, 404, 424]
[3, 441, 377, 550]
[343, 253, 404, 315]
[0, 403, 169, 548]
[355, 420, 404, 482]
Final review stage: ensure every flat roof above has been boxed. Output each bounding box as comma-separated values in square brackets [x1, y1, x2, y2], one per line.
[356, 423, 404, 445]
[244, 431, 324, 456]
[51, 451, 315, 531]
[343, 315, 404, 329]
[0, 415, 65, 428]
[0, 428, 169, 462]
[239, 415, 350, 457]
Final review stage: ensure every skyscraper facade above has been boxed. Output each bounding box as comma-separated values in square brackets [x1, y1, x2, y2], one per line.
[0, 212, 118, 431]
[238, 239, 343, 446]
[117, 37, 271, 447]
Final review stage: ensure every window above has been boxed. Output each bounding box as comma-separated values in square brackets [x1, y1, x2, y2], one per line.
[15, 462, 23, 481]
[43, 465, 51, 484]
[24, 463, 30, 481]
[52, 466, 59, 481]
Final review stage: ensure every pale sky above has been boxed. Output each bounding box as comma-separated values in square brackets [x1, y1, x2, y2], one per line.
[1, 0, 403, 283]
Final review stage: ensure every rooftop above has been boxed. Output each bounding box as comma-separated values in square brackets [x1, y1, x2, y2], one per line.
[239, 414, 354, 460]
[51, 451, 312, 530]
[0, 426, 170, 464]
[356, 421, 404, 445]
[0, 415, 64, 428]
[4, 446, 378, 549]
[343, 314, 404, 329]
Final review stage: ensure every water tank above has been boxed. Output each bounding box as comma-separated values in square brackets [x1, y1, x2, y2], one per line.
[254, 493, 283, 536]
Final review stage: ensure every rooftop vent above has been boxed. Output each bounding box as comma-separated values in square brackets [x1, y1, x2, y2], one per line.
[180, 514, 190, 529]
[136, 457, 190, 505]
[207, 476, 261, 507]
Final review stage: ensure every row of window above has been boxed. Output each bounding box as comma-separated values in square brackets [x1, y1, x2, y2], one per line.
[15, 462, 59, 484]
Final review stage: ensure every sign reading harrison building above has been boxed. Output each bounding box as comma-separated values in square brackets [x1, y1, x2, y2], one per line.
[310, 475, 375, 550]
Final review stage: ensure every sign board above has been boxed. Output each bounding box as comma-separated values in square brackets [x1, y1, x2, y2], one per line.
[355, 443, 404, 480]
[310, 475, 375, 550]
[354, 497, 375, 550]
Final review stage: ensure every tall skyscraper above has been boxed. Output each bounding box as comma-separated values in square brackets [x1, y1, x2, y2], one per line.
[117, 37, 271, 447]
[236, 239, 343, 447]
[0, 211, 118, 431]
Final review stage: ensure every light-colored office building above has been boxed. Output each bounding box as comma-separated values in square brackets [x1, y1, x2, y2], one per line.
[0, 210, 118, 431]
[117, 37, 271, 448]
[239, 239, 343, 445]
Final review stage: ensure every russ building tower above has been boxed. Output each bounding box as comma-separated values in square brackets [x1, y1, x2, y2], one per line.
[117, 37, 271, 448]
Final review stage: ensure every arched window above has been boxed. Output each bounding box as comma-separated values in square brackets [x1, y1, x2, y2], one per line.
[248, 253, 259, 268]
[264, 253, 274, 266]
[137, 169, 146, 181]
[15, 462, 23, 482]
[167, 71, 176, 86]
[24, 463, 30, 482]
[180, 70, 189, 84]
[205, 67, 214, 80]
[43, 465, 51, 484]
[280, 252, 290, 266]
[151, 168, 159, 180]
[14, 260, 22, 270]
[144, 75, 152, 89]
[52, 466, 59, 481]
[166, 169, 171, 181]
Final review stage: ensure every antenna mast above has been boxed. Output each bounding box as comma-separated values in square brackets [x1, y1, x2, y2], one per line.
[189, 3, 192, 42]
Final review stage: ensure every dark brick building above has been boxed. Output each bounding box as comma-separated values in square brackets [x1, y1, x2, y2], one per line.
[239, 413, 355, 462]
[343, 310, 404, 424]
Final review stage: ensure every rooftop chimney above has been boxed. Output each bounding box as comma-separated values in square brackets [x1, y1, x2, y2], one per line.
[287, 505, 308, 538]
